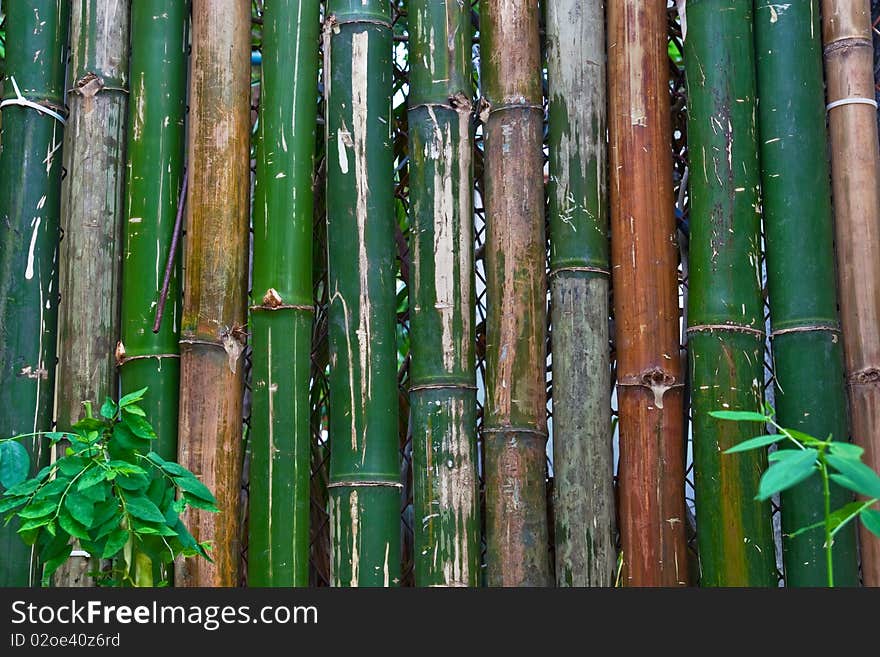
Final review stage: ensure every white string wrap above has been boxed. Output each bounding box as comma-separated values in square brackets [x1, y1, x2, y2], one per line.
[826, 96, 878, 112]
[0, 76, 66, 124]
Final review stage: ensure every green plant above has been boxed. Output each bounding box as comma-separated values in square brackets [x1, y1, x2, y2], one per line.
[0, 387, 217, 587]
[711, 407, 880, 587]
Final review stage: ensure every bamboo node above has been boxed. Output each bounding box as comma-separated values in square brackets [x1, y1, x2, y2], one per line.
[74, 72, 105, 98]
[218, 325, 248, 375]
[114, 340, 126, 366]
[850, 368, 880, 386]
[262, 288, 283, 308]
[618, 369, 682, 410]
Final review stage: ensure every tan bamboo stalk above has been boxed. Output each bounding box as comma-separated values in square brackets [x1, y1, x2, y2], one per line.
[607, 0, 688, 586]
[175, 0, 251, 587]
[822, 0, 880, 586]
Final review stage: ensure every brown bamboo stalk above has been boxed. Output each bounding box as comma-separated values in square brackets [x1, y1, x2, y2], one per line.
[607, 0, 689, 586]
[822, 0, 880, 586]
[175, 0, 251, 587]
[481, 0, 552, 586]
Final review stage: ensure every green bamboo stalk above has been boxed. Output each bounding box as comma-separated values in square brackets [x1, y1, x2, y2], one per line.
[248, 0, 320, 587]
[407, 0, 479, 588]
[120, 0, 187, 466]
[546, 0, 615, 587]
[175, 0, 250, 587]
[481, 0, 552, 586]
[0, 0, 69, 587]
[324, 0, 400, 587]
[55, 0, 130, 587]
[754, 0, 859, 587]
[681, 0, 776, 586]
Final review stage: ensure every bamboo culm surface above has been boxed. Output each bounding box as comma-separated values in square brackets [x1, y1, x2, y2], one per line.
[325, 0, 401, 587]
[682, 0, 776, 586]
[608, 0, 689, 587]
[176, 0, 251, 588]
[249, 0, 321, 587]
[0, 0, 69, 587]
[755, 0, 859, 587]
[546, 0, 616, 587]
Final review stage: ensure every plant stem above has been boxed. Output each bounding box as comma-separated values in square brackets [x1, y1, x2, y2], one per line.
[820, 461, 834, 587]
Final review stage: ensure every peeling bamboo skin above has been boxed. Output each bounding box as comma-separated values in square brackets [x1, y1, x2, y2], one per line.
[56, 0, 129, 429]
[682, 0, 776, 586]
[54, 0, 130, 587]
[822, 0, 880, 586]
[482, 0, 551, 587]
[408, 0, 479, 588]
[546, 0, 615, 587]
[120, 0, 187, 464]
[176, 0, 251, 587]
[755, 0, 859, 587]
[549, 277, 615, 586]
[325, 2, 401, 587]
[608, 0, 688, 586]
[249, 0, 320, 588]
[0, 0, 69, 587]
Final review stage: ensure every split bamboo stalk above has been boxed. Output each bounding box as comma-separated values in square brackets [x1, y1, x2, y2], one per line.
[681, 0, 776, 586]
[755, 0, 859, 587]
[481, 0, 552, 586]
[608, 0, 688, 587]
[0, 0, 69, 587]
[248, 0, 320, 587]
[546, 0, 616, 587]
[175, 0, 251, 587]
[55, 0, 130, 587]
[408, 0, 480, 588]
[324, 0, 401, 587]
[822, 0, 880, 586]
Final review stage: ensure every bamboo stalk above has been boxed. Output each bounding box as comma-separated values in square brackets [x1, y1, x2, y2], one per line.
[175, 0, 251, 587]
[0, 0, 69, 587]
[119, 0, 187, 468]
[681, 0, 776, 586]
[755, 0, 859, 587]
[821, 0, 880, 586]
[481, 0, 552, 586]
[546, 0, 615, 587]
[407, 0, 480, 588]
[324, 0, 401, 587]
[54, 0, 130, 587]
[248, 0, 320, 587]
[607, 0, 688, 587]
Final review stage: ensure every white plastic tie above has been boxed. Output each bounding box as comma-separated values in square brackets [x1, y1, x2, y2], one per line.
[826, 96, 878, 112]
[0, 76, 66, 124]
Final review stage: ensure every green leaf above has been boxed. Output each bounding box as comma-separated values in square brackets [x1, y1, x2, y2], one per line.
[122, 411, 156, 440]
[160, 460, 192, 478]
[71, 417, 104, 433]
[32, 477, 69, 501]
[0, 495, 28, 514]
[783, 429, 825, 447]
[115, 472, 150, 492]
[825, 454, 880, 499]
[119, 386, 148, 408]
[64, 493, 95, 526]
[100, 398, 118, 420]
[786, 519, 825, 539]
[102, 528, 129, 559]
[18, 516, 53, 533]
[828, 442, 866, 461]
[3, 477, 41, 497]
[107, 461, 148, 477]
[56, 456, 88, 477]
[18, 499, 57, 519]
[709, 410, 769, 423]
[45, 432, 68, 443]
[723, 434, 783, 454]
[112, 423, 152, 451]
[58, 506, 90, 541]
[122, 404, 146, 417]
[41, 544, 73, 586]
[123, 494, 166, 523]
[182, 492, 219, 513]
[757, 449, 819, 501]
[0, 440, 31, 488]
[76, 466, 107, 490]
[175, 475, 216, 505]
[861, 509, 880, 538]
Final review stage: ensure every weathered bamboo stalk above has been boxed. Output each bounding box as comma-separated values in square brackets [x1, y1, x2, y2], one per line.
[408, 0, 480, 588]
[546, 0, 615, 587]
[755, 0, 859, 587]
[608, 0, 688, 587]
[682, 0, 776, 586]
[175, 0, 251, 587]
[119, 0, 187, 466]
[0, 0, 69, 587]
[324, 0, 401, 587]
[55, 0, 130, 587]
[822, 0, 880, 586]
[481, 0, 552, 586]
[249, 0, 320, 587]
